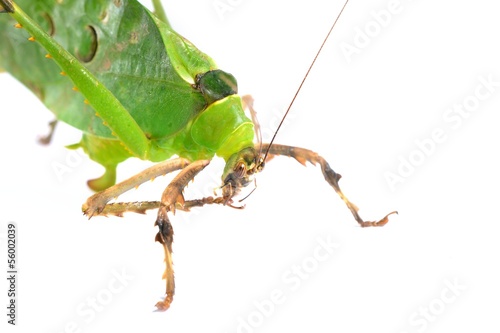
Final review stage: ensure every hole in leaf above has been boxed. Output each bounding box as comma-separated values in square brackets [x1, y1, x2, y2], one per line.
[76, 25, 98, 63]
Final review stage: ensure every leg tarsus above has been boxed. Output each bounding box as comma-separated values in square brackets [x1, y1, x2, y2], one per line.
[358, 211, 398, 227]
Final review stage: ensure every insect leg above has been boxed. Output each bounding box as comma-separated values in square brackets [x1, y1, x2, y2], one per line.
[260, 143, 397, 227]
[38, 119, 58, 145]
[153, 159, 210, 311]
[241, 95, 263, 155]
[82, 196, 226, 217]
[83, 158, 191, 218]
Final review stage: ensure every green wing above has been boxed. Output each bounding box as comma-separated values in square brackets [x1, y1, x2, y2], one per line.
[0, 0, 216, 139]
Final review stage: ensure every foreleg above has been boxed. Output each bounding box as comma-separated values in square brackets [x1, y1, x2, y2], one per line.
[261, 143, 397, 227]
[83, 158, 191, 217]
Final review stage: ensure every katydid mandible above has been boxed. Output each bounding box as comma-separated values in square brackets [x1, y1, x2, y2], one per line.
[0, 0, 396, 311]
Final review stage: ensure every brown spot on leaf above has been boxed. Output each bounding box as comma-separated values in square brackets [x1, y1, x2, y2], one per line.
[99, 10, 109, 23]
[100, 57, 112, 71]
[129, 31, 139, 44]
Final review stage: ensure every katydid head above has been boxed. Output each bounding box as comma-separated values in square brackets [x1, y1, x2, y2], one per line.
[220, 147, 265, 205]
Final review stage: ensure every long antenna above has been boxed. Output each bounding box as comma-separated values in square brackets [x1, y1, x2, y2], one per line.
[261, 0, 350, 162]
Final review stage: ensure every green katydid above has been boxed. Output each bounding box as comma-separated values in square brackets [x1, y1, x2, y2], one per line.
[0, 0, 396, 311]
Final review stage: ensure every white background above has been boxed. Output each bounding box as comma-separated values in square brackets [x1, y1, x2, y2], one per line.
[1, 0, 500, 332]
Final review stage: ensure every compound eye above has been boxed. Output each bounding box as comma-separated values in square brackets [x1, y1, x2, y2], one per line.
[234, 162, 246, 178]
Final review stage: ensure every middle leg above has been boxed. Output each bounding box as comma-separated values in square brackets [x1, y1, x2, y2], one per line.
[153, 159, 211, 311]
